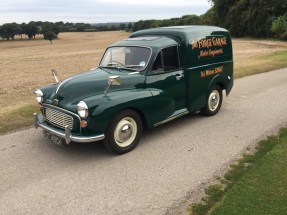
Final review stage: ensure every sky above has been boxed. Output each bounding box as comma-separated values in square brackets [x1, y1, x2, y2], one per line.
[0, 0, 212, 25]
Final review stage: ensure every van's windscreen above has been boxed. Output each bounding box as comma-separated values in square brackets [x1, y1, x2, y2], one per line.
[100, 46, 151, 71]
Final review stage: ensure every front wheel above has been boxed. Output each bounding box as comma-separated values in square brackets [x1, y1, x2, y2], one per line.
[201, 85, 223, 116]
[104, 110, 143, 154]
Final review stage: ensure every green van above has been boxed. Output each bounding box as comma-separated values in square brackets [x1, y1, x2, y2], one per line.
[34, 26, 233, 154]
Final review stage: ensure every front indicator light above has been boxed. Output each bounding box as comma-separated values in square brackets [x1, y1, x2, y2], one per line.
[80, 120, 88, 128]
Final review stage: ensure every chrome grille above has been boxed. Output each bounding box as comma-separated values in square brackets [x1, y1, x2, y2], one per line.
[44, 107, 74, 130]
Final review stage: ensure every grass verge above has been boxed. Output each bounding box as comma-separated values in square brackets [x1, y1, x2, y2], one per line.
[188, 126, 287, 215]
[0, 104, 39, 134]
[235, 50, 287, 78]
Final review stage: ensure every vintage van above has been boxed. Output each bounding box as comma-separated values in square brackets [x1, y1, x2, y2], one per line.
[34, 26, 233, 154]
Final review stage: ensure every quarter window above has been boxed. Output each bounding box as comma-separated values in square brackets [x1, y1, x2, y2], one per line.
[152, 52, 163, 72]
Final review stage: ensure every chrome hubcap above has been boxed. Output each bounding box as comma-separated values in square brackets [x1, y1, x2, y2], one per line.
[119, 124, 133, 142]
[208, 90, 220, 111]
[114, 117, 137, 147]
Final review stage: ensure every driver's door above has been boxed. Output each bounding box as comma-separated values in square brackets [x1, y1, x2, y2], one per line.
[146, 46, 186, 124]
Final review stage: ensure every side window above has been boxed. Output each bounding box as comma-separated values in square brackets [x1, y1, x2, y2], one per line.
[151, 46, 180, 74]
[162, 46, 180, 71]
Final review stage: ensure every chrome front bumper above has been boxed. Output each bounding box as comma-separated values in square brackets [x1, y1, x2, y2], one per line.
[34, 113, 105, 144]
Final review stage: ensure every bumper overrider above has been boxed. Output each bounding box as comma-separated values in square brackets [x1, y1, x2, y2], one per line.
[34, 113, 105, 144]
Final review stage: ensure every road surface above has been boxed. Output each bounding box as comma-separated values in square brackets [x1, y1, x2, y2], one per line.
[1, 68, 287, 215]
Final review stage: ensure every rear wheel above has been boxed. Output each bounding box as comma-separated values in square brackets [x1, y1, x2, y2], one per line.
[201, 85, 223, 116]
[104, 110, 143, 154]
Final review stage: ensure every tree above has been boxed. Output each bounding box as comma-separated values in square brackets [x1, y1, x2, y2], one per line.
[271, 14, 287, 40]
[200, 7, 216, 25]
[41, 22, 61, 43]
[53, 25, 60, 35]
[109, 24, 117, 31]
[208, 0, 237, 26]
[43, 31, 57, 44]
[0, 24, 12, 40]
[178, 15, 201, 25]
[19, 23, 27, 39]
[74, 23, 86, 32]
[0, 23, 21, 40]
[42, 22, 53, 34]
[119, 23, 126, 31]
[127, 23, 133, 32]
[10, 23, 21, 39]
[25, 22, 39, 39]
[209, 0, 287, 38]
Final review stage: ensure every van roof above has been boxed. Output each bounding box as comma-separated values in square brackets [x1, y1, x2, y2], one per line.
[110, 36, 178, 50]
[130, 25, 229, 43]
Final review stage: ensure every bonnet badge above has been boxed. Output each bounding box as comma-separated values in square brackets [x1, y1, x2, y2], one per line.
[53, 99, 59, 106]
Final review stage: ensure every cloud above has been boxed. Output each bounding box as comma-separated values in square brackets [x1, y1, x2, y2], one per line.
[97, 0, 209, 6]
[0, 0, 211, 24]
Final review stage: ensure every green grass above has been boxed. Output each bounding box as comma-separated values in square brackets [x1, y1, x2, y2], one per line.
[235, 50, 287, 78]
[189, 126, 287, 215]
[0, 104, 39, 134]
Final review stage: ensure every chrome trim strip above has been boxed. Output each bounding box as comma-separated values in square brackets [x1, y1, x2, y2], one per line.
[154, 110, 189, 127]
[43, 104, 80, 120]
[35, 113, 105, 143]
[55, 77, 73, 94]
[186, 60, 233, 70]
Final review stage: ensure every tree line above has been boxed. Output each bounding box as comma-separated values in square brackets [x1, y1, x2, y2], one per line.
[0, 21, 133, 43]
[1, 0, 287, 41]
[132, 0, 287, 40]
[132, 14, 212, 32]
[209, 0, 287, 40]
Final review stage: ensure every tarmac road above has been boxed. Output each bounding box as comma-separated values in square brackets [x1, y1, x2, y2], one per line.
[1, 68, 287, 215]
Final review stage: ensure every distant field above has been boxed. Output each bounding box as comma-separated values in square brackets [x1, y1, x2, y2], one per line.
[0, 32, 128, 117]
[0, 31, 287, 133]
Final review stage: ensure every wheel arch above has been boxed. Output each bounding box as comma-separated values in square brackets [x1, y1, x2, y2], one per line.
[208, 74, 226, 95]
[127, 107, 148, 130]
[107, 107, 148, 131]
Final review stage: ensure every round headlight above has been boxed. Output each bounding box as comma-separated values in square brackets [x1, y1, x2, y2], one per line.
[77, 101, 89, 118]
[35, 89, 43, 103]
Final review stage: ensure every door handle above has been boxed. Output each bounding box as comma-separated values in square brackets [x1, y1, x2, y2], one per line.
[175, 73, 184, 81]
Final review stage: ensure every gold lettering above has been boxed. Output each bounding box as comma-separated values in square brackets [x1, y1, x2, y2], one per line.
[201, 71, 206, 78]
[199, 50, 209, 58]
[209, 49, 223, 57]
[215, 66, 224, 74]
[205, 69, 215, 76]
[191, 40, 198, 49]
[191, 37, 228, 50]
[201, 66, 224, 78]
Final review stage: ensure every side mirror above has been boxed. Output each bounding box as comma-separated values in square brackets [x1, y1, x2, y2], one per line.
[108, 75, 121, 86]
[105, 75, 121, 96]
[51, 69, 60, 83]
